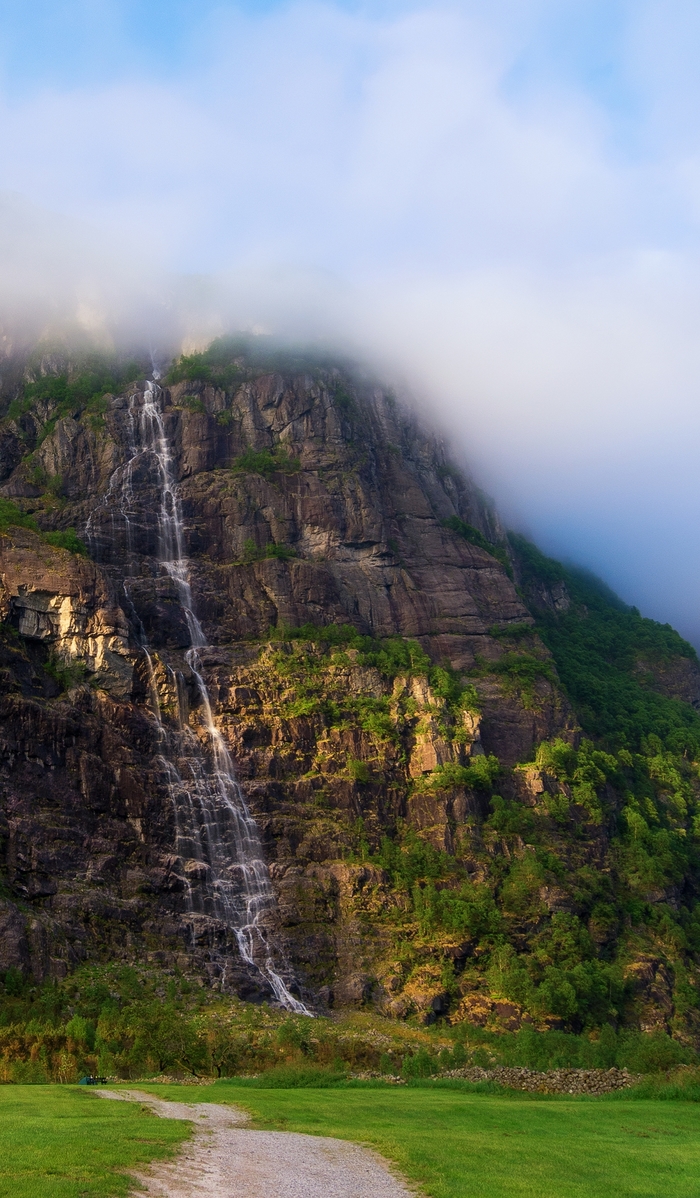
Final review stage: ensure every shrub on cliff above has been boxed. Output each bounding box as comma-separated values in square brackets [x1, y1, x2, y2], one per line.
[44, 527, 88, 555]
[0, 501, 87, 556]
[240, 537, 297, 563]
[0, 497, 38, 532]
[4, 355, 141, 436]
[233, 445, 300, 477]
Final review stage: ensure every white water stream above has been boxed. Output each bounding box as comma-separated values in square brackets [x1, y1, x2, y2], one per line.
[89, 380, 309, 1013]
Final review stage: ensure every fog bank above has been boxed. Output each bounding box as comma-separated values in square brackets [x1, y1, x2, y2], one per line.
[1, 2, 700, 644]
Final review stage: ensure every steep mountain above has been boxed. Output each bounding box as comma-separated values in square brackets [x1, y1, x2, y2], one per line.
[0, 335, 698, 1044]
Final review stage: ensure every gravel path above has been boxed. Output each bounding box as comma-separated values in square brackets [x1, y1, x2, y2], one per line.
[96, 1088, 416, 1198]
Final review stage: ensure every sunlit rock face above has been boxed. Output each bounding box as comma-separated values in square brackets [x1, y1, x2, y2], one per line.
[2, 345, 696, 1037]
[0, 528, 133, 695]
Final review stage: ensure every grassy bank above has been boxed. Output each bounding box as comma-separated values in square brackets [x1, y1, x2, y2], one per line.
[0, 1085, 189, 1198]
[136, 1080, 700, 1198]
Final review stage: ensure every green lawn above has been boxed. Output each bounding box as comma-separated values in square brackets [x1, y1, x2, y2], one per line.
[140, 1081, 700, 1198]
[2, 1081, 699, 1198]
[0, 1085, 190, 1198]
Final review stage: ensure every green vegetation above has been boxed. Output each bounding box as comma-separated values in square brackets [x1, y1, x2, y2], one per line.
[0, 1085, 188, 1198]
[443, 515, 512, 575]
[509, 533, 700, 750]
[476, 649, 556, 707]
[412, 757, 500, 794]
[0, 498, 40, 533]
[460, 535, 700, 1031]
[0, 353, 143, 522]
[0, 962, 474, 1082]
[44, 528, 88, 555]
[45, 652, 89, 692]
[331, 381, 358, 418]
[1, 959, 699, 1090]
[6, 1078, 700, 1198]
[239, 611, 700, 1035]
[25, 463, 65, 499]
[232, 445, 300, 477]
[258, 632, 479, 770]
[265, 622, 475, 702]
[177, 393, 206, 414]
[5, 355, 141, 441]
[0, 499, 88, 556]
[7, 1076, 700, 1198]
[240, 538, 297, 563]
[140, 1082, 700, 1198]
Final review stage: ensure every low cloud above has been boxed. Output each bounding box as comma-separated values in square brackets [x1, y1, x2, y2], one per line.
[1, 1, 700, 643]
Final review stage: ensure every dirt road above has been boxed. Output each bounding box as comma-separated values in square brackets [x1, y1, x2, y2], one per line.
[96, 1088, 415, 1198]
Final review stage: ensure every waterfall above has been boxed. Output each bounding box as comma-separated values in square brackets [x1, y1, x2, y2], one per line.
[88, 380, 309, 1014]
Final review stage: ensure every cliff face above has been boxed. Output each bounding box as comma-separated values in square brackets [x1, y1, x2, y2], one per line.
[0, 340, 698, 1041]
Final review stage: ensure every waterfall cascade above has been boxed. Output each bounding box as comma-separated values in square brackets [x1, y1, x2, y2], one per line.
[88, 380, 309, 1013]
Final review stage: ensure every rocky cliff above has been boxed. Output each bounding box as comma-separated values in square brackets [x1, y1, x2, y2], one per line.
[0, 336, 698, 1042]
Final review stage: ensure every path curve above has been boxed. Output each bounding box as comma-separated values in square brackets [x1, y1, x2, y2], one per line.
[96, 1088, 416, 1198]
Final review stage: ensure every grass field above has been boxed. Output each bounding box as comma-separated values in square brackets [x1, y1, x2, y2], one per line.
[1, 1081, 699, 1198]
[0, 1085, 190, 1198]
[140, 1080, 700, 1198]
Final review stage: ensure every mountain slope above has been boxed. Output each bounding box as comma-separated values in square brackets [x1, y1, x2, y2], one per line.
[0, 335, 697, 1044]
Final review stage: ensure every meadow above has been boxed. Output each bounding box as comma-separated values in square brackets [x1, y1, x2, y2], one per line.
[2, 1077, 699, 1198]
[0, 1085, 189, 1198]
[138, 1079, 700, 1198]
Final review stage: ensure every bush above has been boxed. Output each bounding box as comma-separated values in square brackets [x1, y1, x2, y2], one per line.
[179, 394, 205, 414]
[413, 881, 502, 939]
[0, 503, 87, 557]
[232, 446, 300, 477]
[0, 498, 38, 532]
[241, 538, 297, 563]
[44, 528, 88, 555]
[5, 356, 140, 437]
[45, 654, 89, 692]
[266, 622, 433, 681]
[402, 1048, 437, 1079]
[618, 1030, 694, 1073]
[348, 757, 370, 783]
[624, 1067, 700, 1101]
[416, 757, 500, 794]
[164, 333, 353, 388]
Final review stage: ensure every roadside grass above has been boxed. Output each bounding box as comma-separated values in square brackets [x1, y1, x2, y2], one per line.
[137, 1080, 700, 1198]
[0, 1085, 189, 1198]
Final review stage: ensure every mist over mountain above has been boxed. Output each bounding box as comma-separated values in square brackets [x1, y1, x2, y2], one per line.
[2, 2, 700, 647]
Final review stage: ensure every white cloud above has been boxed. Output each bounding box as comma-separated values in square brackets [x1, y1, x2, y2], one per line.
[1, 1, 700, 640]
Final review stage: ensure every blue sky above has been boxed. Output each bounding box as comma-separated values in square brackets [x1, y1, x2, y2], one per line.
[0, 2, 654, 139]
[0, 2, 652, 134]
[1, 1, 700, 645]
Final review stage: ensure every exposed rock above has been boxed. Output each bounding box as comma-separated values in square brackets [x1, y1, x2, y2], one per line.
[633, 655, 700, 711]
[0, 899, 29, 971]
[0, 528, 133, 695]
[0, 354, 694, 1037]
[445, 1066, 638, 1095]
